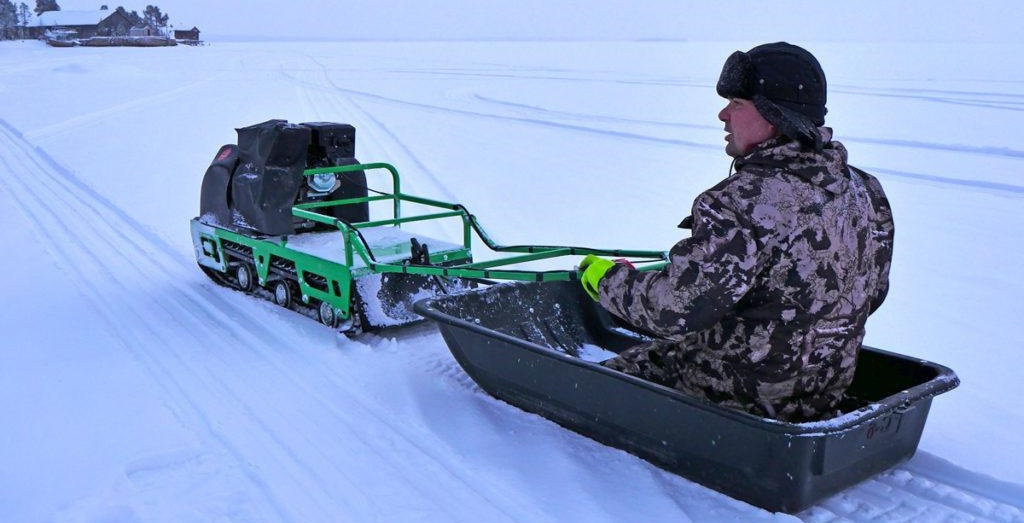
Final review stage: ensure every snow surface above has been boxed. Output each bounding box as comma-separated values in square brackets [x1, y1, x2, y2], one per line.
[2, 29, 1024, 523]
[577, 344, 618, 364]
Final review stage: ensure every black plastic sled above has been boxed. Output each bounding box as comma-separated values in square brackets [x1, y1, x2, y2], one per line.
[414, 281, 959, 513]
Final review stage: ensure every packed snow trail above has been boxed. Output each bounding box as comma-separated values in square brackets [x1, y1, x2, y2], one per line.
[0, 119, 549, 522]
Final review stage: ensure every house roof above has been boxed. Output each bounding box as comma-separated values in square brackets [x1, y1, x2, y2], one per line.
[34, 10, 115, 27]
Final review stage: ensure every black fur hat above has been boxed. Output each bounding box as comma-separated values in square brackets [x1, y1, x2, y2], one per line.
[717, 42, 827, 150]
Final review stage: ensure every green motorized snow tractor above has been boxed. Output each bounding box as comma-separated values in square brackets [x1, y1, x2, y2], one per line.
[191, 120, 666, 332]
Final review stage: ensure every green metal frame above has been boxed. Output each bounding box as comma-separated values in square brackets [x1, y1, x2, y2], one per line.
[294, 162, 668, 281]
[194, 162, 668, 321]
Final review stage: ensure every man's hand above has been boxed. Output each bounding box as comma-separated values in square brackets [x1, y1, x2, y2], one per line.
[578, 254, 615, 301]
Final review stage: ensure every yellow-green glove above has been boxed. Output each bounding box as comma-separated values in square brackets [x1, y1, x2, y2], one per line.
[578, 254, 615, 301]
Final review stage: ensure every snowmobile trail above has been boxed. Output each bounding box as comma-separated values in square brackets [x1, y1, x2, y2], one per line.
[276, 60, 718, 152]
[838, 84, 1024, 101]
[281, 57, 1024, 200]
[468, 92, 1024, 163]
[374, 67, 697, 88]
[25, 118, 561, 519]
[467, 92, 717, 130]
[804, 464, 1024, 522]
[16, 106, 574, 517]
[296, 54, 458, 203]
[863, 165, 1024, 197]
[24, 73, 224, 142]
[845, 136, 1024, 160]
[832, 85, 1024, 112]
[286, 59, 462, 245]
[0, 120, 297, 518]
[1, 160, 487, 519]
[0, 120, 541, 521]
[1, 53, 87, 76]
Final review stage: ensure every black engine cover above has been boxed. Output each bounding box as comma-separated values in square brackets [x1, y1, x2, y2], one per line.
[201, 120, 370, 236]
[230, 120, 311, 235]
[303, 122, 356, 162]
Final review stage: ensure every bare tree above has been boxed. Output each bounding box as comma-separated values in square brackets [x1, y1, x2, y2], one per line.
[17, 2, 28, 38]
[33, 0, 58, 17]
[143, 4, 168, 27]
[115, 6, 142, 25]
[1, 0, 17, 39]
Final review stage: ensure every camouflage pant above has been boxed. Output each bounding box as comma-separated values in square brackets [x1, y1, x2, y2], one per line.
[600, 340, 731, 411]
[602, 341, 844, 422]
[601, 341, 683, 390]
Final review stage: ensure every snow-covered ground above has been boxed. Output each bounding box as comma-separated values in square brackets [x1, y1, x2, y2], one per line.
[1, 37, 1023, 521]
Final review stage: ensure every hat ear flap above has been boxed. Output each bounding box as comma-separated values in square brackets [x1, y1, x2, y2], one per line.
[717, 51, 756, 99]
[752, 94, 823, 151]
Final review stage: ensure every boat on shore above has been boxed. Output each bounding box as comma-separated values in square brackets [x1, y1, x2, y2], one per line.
[44, 29, 80, 47]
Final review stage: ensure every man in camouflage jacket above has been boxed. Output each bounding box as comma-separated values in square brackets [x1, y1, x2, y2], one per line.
[579, 43, 894, 422]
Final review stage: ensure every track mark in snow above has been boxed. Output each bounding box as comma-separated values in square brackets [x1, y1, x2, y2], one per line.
[360, 63, 706, 89]
[333, 84, 1024, 199]
[646, 468, 706, 522]
[24, 73, 223, 142]
[836, 84, 1024, 100]
[0, 119, 532, 521]
[289, 56, 460, 203]
[285, 60, 462, 246]
[805, 465, 1024, 522]
[379, 328, 483, 394]
[470, 93, 717, 130]
[864, 164, 1024, 197]
[471, 93, 1024, 162]
[278, 65, 719, 152]
[833, 85, 1024, 112]
[282, 68, 1024, 174]
[905, 451, 1024, 513]
[845, 136, 1024, 160]
[123, 449, 216, 486]
[355, 326, 486, 400]
[877, 469, 1023, 521]
[348, 96, 459, 200]
[0, 121, 295, 521]
[420, 355, 482, 393]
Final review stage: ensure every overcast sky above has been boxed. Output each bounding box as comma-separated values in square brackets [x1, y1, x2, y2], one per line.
[53, 1, 1023, 42]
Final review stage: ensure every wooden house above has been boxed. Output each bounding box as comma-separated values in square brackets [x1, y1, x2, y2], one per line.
[30, 8, 134, 39]
[173, 27, 200, 43]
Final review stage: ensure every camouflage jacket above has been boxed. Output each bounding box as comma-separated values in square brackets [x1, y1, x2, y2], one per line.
[598, 128, 894, 421]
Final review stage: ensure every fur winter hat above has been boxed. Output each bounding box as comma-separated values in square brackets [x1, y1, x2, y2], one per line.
[717, 42, 827, 150]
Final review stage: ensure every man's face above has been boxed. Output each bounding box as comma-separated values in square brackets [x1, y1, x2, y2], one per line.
[718, 98, 777, 157]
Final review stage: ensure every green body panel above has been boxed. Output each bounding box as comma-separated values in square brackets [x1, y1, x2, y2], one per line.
[192, 218, 354, 317]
